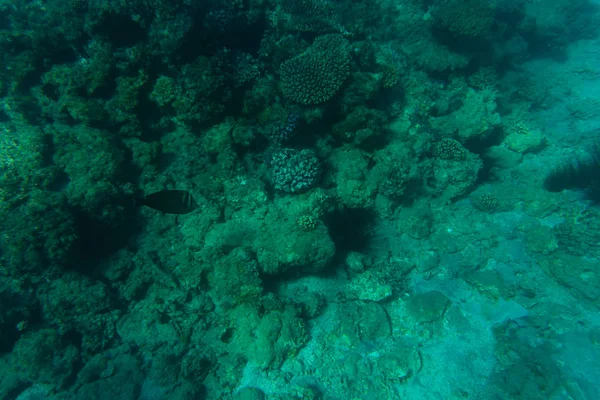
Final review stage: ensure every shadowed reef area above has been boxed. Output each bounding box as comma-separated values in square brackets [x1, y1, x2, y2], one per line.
[1, 0, 600, 399]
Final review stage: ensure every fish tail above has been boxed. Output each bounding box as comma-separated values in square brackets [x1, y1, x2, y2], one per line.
[133, 197, 145, 208]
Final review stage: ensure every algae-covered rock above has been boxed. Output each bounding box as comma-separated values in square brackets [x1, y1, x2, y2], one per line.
[38, 274, 119, 354]
[228, 302, 307, 370]
[200, 196, 336, 276]
[428, 149, 483, 203]
[329, 146, 375, 208]
[405, 291, 452, 324]
[430, 88, 501, 143]
[504, 128, 546, 154]
[553, 207, 600, 258]
[376, 343, 422, 383]
[539, 253, 600, 302]
[209, 248, 263, 310]
[234, 387, 266, 400]
[255, 219, 335, 275]
[11, 329, 79, 388]
[73, 346, 143, 400]
[335, 301, 391, 343]
[348, 270, 392, 302]
[465, 269, 508, 300]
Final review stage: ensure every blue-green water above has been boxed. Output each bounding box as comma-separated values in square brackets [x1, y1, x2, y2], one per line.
[0, 0, 599, 399]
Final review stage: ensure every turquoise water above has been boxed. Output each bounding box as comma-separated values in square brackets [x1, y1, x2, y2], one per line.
[0, 0, 599, 399]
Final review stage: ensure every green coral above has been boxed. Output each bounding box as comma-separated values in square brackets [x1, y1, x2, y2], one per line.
[0, 123, 48, 204]
[106, 70, 148, 132]
[0, 121, 77, 273]
[232, 52, 260, 87]
[434, 138, 467, 160]
[51, 123, 125, 215]
[472, 192, 499, 213]
[297, 215, 318, 232]
[435, 0, 496, 37]
[32, 39, 114, 124]
[171, 55, 231, 126]
[332, 106, 387, 144]
[276, 0, 343, 33]
[150, 76, 177, 107]
[280, 34, 350, 105]
[1, 190, 77, 273]
[381, 63, 401, 88]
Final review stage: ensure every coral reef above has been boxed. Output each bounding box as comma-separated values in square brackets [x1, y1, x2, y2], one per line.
[434, 0, 496, 37]
[269, 148, 321, 193]
[0, 0, 598, 398]
[279, 34, 350, 105]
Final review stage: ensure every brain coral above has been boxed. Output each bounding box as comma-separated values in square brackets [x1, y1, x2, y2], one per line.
[280, 34, 350, 105]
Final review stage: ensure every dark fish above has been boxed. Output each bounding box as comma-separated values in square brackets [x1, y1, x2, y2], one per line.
[136, 190, 198, 214]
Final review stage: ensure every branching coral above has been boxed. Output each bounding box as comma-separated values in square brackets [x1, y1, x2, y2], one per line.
[279, 34, 350, 105]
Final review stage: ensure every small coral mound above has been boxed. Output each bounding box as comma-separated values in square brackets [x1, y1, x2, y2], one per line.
[297, 215, 318, 231]
[280, 34, 350, 105]
[472, 192, 499, 213]
[434, 138, 467, 160]
[270, 148, 321, 193]
[435, 0, 495, 37]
